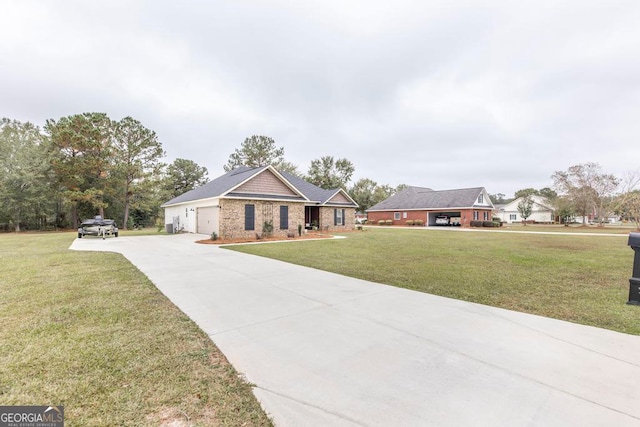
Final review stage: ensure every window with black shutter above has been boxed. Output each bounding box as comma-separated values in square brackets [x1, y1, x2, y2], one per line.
[245, 204, 255, 230]
[280, 205, 288, 229]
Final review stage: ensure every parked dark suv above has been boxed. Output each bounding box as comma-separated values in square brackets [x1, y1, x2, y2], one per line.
[78, 216, 119, 239]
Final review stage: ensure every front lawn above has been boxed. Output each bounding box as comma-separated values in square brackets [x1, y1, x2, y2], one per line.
[499, 223, 635, 234]
[226, 228, 640, 335]
[0, 232, 272, 426]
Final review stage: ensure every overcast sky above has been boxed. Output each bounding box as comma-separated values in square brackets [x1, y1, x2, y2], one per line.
[2, 1, 639, 197]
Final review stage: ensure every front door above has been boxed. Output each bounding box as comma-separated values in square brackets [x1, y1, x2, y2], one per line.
[305, 206, 320, 229]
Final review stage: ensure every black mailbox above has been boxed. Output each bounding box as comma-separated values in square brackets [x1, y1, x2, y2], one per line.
[627, 232, 640, 305]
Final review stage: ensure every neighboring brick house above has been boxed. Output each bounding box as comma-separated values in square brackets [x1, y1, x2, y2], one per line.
[161, 165, 358, 239]
[366, 186, 494, 227]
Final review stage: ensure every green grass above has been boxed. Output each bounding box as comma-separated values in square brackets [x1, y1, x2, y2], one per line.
[226, 228, 640, 335]
[0, 232, 272, 427]
[499, 223, 636, 234]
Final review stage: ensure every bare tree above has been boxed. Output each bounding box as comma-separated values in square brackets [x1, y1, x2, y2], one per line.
[552, 163, 619, 226]
[615, 170, 640, 230]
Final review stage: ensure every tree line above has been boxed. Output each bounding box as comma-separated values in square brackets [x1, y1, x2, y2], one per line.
[0, 119, 402, 232]
[0, 114, 209, 231]
[490, 162, 640, 229]
[11, 115, 630, 234]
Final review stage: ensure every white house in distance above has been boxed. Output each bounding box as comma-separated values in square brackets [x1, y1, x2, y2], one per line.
[494, 195, 555, 224]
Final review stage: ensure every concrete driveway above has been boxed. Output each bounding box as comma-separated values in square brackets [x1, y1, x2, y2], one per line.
[71, 234, 640, 426]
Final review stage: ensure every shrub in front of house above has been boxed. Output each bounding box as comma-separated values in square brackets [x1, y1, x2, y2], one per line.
[262, 220, 274, 237]
[406, 220, 415, 226]
[491, 217, 505, 227]
[414, 219, 424, 226]
[385, 219, 393, 226]
[481, 221, 502, 227]
[470, 220, 483, 227]
[378, 220, 386, 226]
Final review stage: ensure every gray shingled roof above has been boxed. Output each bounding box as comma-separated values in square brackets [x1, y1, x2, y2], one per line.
[367, 186, 486, 211]
[161, 166, 268, 206]
[278, 170, 350, 205]
[162, 165, 357, 207]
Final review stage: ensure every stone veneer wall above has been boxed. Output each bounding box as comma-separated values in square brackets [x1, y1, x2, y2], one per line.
[219, 199, 305, 239]
[319, 207, 356, 232]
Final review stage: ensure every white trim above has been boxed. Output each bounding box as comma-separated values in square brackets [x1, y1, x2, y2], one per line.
[367, 206, 493, 212]
[222, 165, 310, 202]
[222, 195, 308, 203]
[323, 188, 359, 207]
[162, 196, 219, 208]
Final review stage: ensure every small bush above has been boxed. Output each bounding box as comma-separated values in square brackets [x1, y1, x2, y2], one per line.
[262, 220, 273, 237]
[287, 231, 296, 238]
[470, 220, 483, 227]
[482, 221, 501, 227]
[210, 231, 218, 241]
[406, 220, 415, 226]
[378, 220, 386, 226]
[414, 219, 424, 226]
[385, 219, 393, 226]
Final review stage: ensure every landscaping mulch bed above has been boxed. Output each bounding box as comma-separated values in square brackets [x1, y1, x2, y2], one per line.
[196, 232, 332, 245]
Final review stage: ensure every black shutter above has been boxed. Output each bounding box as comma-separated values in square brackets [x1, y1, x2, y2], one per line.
[334, 209, 338, 226]
[280, 206, 288, 229]
[342, 209, 345, 226]
[245, 204, 255, 230]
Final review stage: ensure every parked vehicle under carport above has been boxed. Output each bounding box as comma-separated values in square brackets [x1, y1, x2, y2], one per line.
[78, 216, 119, 239]
[435, 215, 461, 226]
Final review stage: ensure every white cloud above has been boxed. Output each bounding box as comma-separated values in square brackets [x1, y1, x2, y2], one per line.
[2, 0, 640, 196]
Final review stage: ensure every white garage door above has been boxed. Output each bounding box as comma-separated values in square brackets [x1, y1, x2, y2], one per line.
[197, 207, 218, 235]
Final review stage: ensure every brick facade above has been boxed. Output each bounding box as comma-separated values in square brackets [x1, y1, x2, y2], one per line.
[367, 209, 493, 227]
[367, 210, 426, 225]
[219, 199, 305, 239]
[318, 207, 356, 232]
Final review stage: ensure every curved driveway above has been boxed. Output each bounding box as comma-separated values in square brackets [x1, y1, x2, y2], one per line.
[71, 234, 640, 426]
